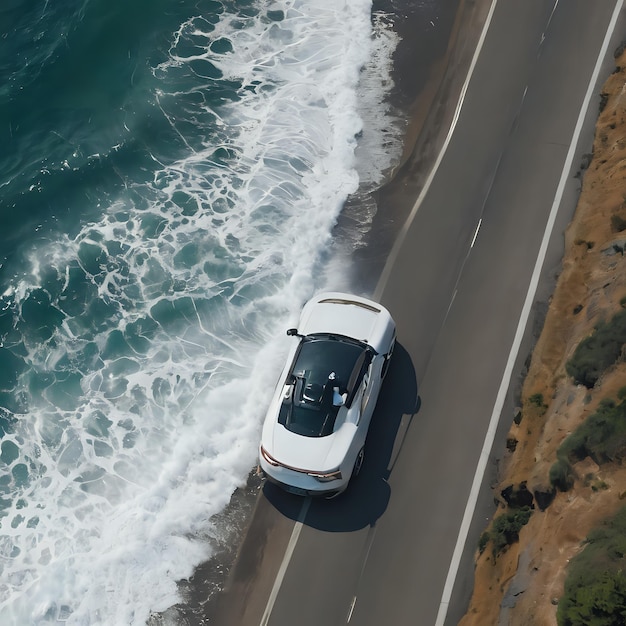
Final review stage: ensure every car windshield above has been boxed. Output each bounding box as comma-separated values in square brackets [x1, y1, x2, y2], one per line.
[279, 335, 371, 437]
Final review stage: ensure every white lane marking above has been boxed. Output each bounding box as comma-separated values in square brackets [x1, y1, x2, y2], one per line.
[374, 0, 500, 301]
[470, 219, 482, 248]
[343, 522, 378, 623]
[539, 1, 559, 47]
[347, 595, 357, 623]
[520, 85, 528, 113]
[547, 0, 560, 32]
[434, 2, 625, 624]
[260, 497, 312, 626]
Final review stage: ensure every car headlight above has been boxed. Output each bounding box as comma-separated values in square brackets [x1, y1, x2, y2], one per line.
[309, 469, 343, 483]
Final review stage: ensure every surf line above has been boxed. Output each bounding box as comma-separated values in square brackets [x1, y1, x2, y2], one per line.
[434, 1, 625, 624]
[260, 496, 312, 626]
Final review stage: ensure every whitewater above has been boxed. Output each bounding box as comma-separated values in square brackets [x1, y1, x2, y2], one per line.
[0, 0, 402, 623]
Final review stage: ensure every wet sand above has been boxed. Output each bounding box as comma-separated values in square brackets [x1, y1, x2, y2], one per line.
[151, 1, 493, 623]
[346, 0, 493, 293]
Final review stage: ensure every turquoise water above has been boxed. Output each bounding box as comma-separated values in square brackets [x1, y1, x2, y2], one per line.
[0, 0, 405, 623]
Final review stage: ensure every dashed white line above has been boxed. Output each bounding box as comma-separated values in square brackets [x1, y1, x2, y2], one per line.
[470, 219, 482, 248]
[374, 0, 500, 301]
[347, 595, 357, 623]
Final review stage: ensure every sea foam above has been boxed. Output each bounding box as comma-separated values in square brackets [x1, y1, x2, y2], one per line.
[0, 1, 399, 624]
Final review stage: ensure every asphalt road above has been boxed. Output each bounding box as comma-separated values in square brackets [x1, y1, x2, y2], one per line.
[212, 2, 626, 625]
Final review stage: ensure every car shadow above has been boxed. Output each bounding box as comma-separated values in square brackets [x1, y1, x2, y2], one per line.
[263, 342, 419, 532]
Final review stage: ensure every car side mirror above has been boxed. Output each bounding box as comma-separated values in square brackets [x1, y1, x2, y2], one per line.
[286, 328, 299, 337]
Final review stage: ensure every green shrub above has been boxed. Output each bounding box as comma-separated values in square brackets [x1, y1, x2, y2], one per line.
[549, 396, 626, 493]
[559, 572, 626, 625]
[566, 309, 626, 388]
[489, 506, 532, 557]
[550, 458, 576, 492]
[529, 392, 548, 415]
[478, 531, 489, 555]
[558, 397, 626, 465]
[529, 392, 545, 406]
[558, 506, 626, 625]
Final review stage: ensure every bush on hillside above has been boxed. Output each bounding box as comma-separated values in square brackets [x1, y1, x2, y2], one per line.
[549, 397, 626, 493]
[558, 506, 626, 625]
[488, 506, 532, 557]
[559, 397, 626, 465]
[565, 309, 626, 388]
[549, 458, 576, 492]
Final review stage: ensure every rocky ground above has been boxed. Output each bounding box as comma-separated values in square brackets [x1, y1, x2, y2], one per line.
[459, 46, 626, 626]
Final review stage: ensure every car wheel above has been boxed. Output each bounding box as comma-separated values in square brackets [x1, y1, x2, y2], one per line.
[353, 447, 365, 478]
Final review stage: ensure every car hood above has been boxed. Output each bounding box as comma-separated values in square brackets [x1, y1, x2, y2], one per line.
[264, 418, 355, 473]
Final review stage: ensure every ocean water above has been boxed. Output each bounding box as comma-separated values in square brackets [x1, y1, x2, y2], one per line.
[0, 0, 404, 624]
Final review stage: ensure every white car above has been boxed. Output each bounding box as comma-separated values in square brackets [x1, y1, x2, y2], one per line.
[259, 292, 396, 497]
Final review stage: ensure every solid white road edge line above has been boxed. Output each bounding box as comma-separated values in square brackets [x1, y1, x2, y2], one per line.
[433, 2, 625, 625]
[374, 0, 500, 301]
[259, 497, 312, 626]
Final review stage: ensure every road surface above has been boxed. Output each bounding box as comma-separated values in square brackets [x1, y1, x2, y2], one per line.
[211, 2, 626, 625]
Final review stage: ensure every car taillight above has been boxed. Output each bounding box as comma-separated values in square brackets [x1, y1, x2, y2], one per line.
[309, 470, 342, 483]
[260, 446, 280, 466]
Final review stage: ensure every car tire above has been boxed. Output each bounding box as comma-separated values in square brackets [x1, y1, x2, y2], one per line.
[353, 447, 365, 478]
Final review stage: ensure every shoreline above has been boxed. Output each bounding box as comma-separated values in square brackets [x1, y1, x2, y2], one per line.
[348, 0, 494, 295]
[151, 1, 494, 623]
